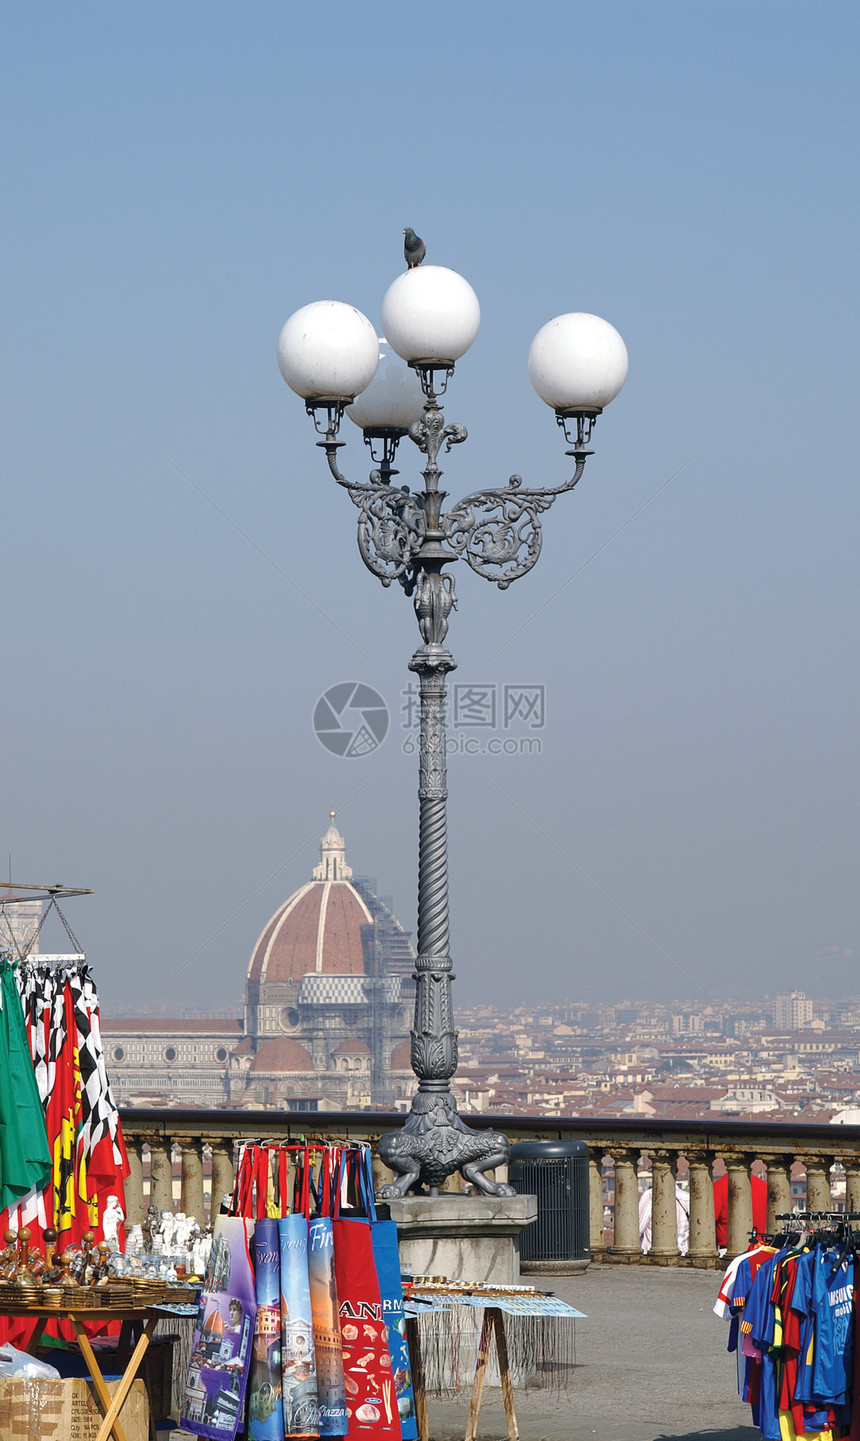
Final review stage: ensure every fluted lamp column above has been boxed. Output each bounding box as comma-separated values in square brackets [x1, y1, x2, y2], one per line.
[278, 256, 627, 1196]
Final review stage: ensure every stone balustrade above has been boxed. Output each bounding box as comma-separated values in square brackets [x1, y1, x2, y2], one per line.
[119, 1108, 860, 1266]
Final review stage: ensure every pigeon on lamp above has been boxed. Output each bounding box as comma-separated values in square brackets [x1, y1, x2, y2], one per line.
[403, 227, 426, 268]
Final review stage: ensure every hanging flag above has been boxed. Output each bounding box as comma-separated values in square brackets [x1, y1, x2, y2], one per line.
[0, 959, 51, 1212]
[69, 966, 129, 1240]
[44, 977, 84, 1241]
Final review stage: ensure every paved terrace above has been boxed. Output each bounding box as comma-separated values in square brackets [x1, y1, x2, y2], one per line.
[170, 1265, 755, 1441]
[420, 1265, 755, 1441]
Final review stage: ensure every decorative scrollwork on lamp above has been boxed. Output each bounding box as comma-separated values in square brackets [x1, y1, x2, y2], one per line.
[350, 481, 425, 586]
[441, 457, 587, 588]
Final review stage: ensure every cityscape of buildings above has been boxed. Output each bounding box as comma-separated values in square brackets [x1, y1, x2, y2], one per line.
[98, 985, 860, 1124]
[448, 991, 860, 1122]
[5, 822, 858, 1125]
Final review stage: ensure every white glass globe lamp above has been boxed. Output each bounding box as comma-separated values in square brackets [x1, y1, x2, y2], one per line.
[528, 312, 628, 416]
[380, 266, 480, 368]
[277, 301, 379, 403]
[345, 344, 426, 435]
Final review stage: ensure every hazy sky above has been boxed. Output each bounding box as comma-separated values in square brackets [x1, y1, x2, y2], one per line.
[3, 2, 858, 1014]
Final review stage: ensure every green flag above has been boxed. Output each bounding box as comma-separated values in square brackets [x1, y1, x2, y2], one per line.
[0, 958, 52, 1211]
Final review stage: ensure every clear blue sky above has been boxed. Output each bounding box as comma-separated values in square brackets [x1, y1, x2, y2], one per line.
[2, 2, 858, 1013]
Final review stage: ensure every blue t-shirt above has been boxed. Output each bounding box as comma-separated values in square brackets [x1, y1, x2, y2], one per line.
[810, 1247, 854, 1404]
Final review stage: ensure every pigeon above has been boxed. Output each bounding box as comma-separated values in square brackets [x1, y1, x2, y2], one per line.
[403, 227, 426, 268]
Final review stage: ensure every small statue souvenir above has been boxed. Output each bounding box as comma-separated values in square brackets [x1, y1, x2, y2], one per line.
[102, 1195, 124, 1252]
[142, 1205, 158, 1254]
[158, 1209, 176, 1253]
[173, 1210, 193, 1253]
[190, 1228, 211, 1279]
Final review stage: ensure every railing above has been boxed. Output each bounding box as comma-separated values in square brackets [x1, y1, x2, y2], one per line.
[118, 1108, 860, 1267]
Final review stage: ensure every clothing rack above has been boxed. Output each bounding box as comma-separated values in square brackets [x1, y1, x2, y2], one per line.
[720, 1210, 859, 1441]
[775, 1212, 860, 1224]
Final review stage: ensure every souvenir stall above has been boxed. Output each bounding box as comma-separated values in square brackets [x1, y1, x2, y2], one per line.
[715, 1211, 860, 1440]
[2, 891, 585, 1441]
[0, 889, 173, 1441]
[181, 1141, 585, 1441]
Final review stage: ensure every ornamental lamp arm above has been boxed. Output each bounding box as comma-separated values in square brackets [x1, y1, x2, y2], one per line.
[440, 448, 591, 589]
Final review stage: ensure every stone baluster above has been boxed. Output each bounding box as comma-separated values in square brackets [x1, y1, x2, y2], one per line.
[148, 1138, 174, 1215]
[123, 1138, 146, 1226]
[179, 1138, 206, 1225]
[610, 1150, 641, 1261]
[686, 1151, 718, 1268]
[648, 1149, 680, 1265]
[588, 1149, 607, 1260]
[803, 1156, 833, 1213]
[844, 1158, 860, 1213]
[762, 1154, 793, 1232]
[210, 1140, 235, 1214]
[724, 1153, 754, 1258]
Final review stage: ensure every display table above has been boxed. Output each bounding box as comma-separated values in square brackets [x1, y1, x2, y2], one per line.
[3, 1301, 157, 1441]
[406, 1307, 519, 1441]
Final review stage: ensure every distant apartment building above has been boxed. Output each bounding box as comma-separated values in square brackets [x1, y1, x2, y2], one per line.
[774, 990, 814, 1030]
[671, 1012, 704, 1036]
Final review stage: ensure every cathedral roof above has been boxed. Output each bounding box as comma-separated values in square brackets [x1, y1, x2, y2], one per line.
[247, 816, 373, 986]
[249, 1037, 315, 1073]
[390, 1038, 413, 1069]
[332, 1038, 372, 1056]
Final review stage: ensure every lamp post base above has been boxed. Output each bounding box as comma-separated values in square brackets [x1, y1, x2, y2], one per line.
[381, 1192, 537, 1283]
[377, 1091, 516, 1199]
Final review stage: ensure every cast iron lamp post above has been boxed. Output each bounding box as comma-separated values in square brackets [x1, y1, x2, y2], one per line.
[278, 260, 627, 1197]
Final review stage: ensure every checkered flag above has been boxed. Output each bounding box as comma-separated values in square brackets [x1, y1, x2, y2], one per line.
[78, 966, 123, 1163]
[18, 963, 51, 1105]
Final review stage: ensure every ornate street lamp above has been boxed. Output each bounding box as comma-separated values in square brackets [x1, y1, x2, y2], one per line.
[278, 259, 627, 1198]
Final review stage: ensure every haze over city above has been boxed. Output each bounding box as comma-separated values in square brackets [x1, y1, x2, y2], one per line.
[3, 3, 857, 1016]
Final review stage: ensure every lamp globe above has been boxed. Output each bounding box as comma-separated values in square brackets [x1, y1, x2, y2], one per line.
[528, 312, 628, 412]
[277, 301, 379, 402]
[346, 344, 426, 432]
[381, 266, 480, 366]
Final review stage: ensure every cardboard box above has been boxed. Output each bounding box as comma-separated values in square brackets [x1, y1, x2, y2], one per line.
[0, 1374, 150, 1441]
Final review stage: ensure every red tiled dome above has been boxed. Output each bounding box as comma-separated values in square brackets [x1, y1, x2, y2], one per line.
[333, 1039, 372, 1056]
[247, 881, 372, 985]
[249, 1037, 315, 1073]
[246, 817, 376, 985]
[391, 1039, 413, 1069]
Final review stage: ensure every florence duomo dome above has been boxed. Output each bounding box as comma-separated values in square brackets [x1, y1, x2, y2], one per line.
[101, 816, 417, 1111]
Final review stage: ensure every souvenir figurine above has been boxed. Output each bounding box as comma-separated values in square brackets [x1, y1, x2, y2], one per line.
[191, 1229, 211, 1279]
[158, 1209, 176, 1253]
[102, 1196, 124, 1252]
[173, 1211, 194, 1253]
[142, 1205, 158, 1254]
